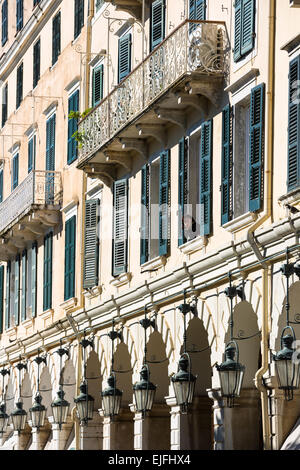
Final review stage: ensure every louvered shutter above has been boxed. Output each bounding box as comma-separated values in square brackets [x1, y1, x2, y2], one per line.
[14, 255, 20, 326]
[16, 0, 23, 32]
[74, 0, 84, 39]
[33, 39, 40, 88]
[118, 34, 131, 83]
[16, 63, 23, 109]
[31, 242, 37, 317]
[28, 136, 36, 173]
[12, 154, 19, 190]
[200, 120, 212, 236]
[249, 83, 265, 212]
[43, 232, 52, 311]
[0, 169, 3, 202]
[2, 84, 8, 127]
[21, 250, 26, 321]
[64, 216, 76, 300]
[113, 180, 128, 276]
[68, 90, 79, 164]
[2, 0, 8, 46]
[287, 56, 300, 191]
[233, 0, 242, 62]
[151, 0, 165, 51]
[46, 114, 56, 203]
[0, 265, 3, 333]
[221, 105, 233, 225]
[52, 12, 61, 65]
[241, 0, 255, 57]
[140, 165, 149, 264]
[5, 262, 10, 330]
[159, 150, 170, 256]
[178, 138, 188, 246]
[83, 199, 99, 288]
[92, 64, 103, 107]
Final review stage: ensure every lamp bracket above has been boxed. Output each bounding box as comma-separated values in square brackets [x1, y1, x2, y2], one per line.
[108, 330, 123, 342]
[33, 355, 47, 366]
[0, 368, 10, 377]
[80, 338, 94, 350]
[16, 362, 27, 371]
[55, 347, 70, 358]
[139, 318, 155, 330]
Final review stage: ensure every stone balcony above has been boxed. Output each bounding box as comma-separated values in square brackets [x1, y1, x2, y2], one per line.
[0, 170, 62, 260]
[104, 0, 145, 20]
[77, 20, 228, 185]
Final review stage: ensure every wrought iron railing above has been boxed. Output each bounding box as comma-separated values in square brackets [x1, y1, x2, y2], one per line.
[0, 170, 62, 234]
[78, 19, 228, 165]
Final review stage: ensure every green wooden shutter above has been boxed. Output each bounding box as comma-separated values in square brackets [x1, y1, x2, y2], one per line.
[16, 0, 23, 32]
[33, 39, 40, 89]
[0, 169, 3, 203]
[2, 0, 8, 46]
[140, 165, 149, 264]
[16, 63, 23, 109]
[0, 265, 4, 333]
[52, 12, 61, 65]
[241, 0, 255, 57]
[113, 180, 128, 276]
[92, 64, 103, 107]
[14, 255, 20, 326]
[83, 199, 99, 288]
[21, 250, 27, 322]
[2, 83, 8, 128]
[200, 120, 212, 236]
[249, 83, 265, 212]
[46, 114, 56, 203]
[12, 153, 19, 190]
[64, 216, 76, 300]
[43, 232, 52, 311]
[287, 56, 300, 191]
[31, 242, 37, 317]
[5, 262, 10, 330]
[68, 90, 79, 164]
[28, 135, 36, 173]
[159, 150, 170, 256]
[151, 0, 165, 51]
[233, 0, 242, 62]
[178, 138, 188, 246]
[221, 105, 233, 225]
[118, 34, 131, 83]
[74, 0, 84, 39]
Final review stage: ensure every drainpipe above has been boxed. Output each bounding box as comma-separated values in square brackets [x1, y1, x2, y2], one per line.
[246, 0, 276, 451]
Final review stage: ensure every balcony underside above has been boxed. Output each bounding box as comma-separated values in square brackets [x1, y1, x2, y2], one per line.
[79, 73, 223, 186]
[105, 0, 147, 20]
[0, 206, 61, 261]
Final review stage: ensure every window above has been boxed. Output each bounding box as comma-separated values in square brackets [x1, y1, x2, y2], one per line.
[150, 0, 165, 51]
[16, 0, 23, 33]
[33, 39, 41, 89]
[1, 0, 8, 46]
[28, 135, 36, 173]
[118, 33, 131, 83]
[46, 113, 56, 202]
[64, 215, 76, 300]
[92, 64, 103, 107]
[199, 120, 213, 236]
[74, 0, 84, 39]
[52, 12, 61, 66]
[0, 167, 3, 202]
[112, 179, 128, 276]
[189, 0, 206, 32]
[68, 89, 79, 164]
[95, 0, 105, 12]
[83, 199, 100, 288]
[16, 63, 23, 109]
[12, 153, 19, 191]
[287, 56, 300, 191]
[140, 151, 170, 263]
[19, 243, 37, 322]
[1, 83, 7, 128]
[233, 0, 255, 63]
[178, 134, 201, 246]
[221, 83, 265, 223]
[43, 232, 53, 311]
[6, 256, 20, 328]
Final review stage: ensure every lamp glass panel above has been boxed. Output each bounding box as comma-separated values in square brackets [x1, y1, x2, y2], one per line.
[52, 404, 69, 424]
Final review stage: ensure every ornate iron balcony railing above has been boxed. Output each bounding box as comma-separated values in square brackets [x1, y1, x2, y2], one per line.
[0, 170, 62, 235]
[78, 19, 228, 167]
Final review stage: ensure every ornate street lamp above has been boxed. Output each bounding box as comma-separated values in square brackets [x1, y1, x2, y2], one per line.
[74, 332, 95, 426]
[133, 308, 157, 417]
[101, 320, 123, 418]
[216, 275, 245, 407]
[171, 292, 197, 414]
[29, 350, 47, 431]
[51, 343, 70, 430]
[11, 359, 27, 434]
[273, 249, 300, 400]
[0, 367, 10, 434]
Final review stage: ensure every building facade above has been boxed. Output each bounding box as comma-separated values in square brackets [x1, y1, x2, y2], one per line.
[0, 0, 299, 450]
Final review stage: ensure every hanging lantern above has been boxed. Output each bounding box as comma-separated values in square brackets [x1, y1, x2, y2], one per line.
[29, 393, 46, 430]
[171, 354, 197, 414]
[11, 401, 27, 433]
[216, 341, 245, 407]
[101, 373, 123, 418]
[133, 365, 156, 415]
[74, 381, 94, 425]
[51, 387, 70, 429]
[273, 328, 300, 401]
[0, 403, 9, 434]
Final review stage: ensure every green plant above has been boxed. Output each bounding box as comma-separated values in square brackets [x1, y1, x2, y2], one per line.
[68, 108, 92, 148]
